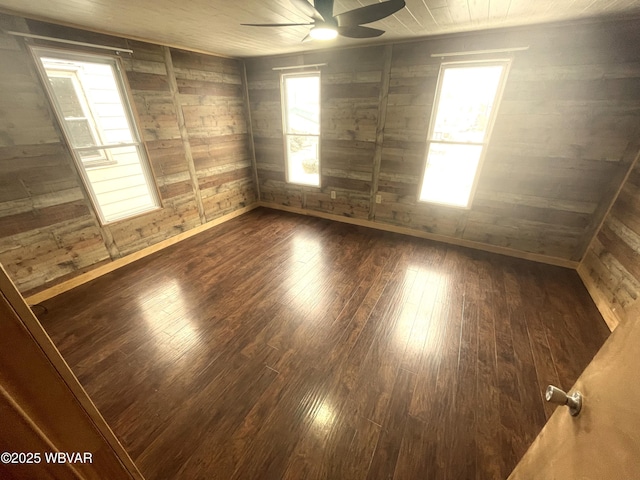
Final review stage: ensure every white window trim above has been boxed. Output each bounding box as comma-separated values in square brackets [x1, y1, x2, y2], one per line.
[30, 46, 162, 225]
[419, 58, 512, 209]
[280, 71, 322, 188]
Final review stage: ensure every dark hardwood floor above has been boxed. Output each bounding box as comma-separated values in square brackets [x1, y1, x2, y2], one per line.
[38, 208, 610, 480]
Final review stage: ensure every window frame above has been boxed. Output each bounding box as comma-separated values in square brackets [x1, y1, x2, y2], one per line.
[45, 67, 114, 167]
[280, 71, 322, 188]
[418, 58, 512, 209]
[30, 45, 162, 225]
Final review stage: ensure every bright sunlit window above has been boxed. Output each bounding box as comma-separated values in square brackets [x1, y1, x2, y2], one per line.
[32, 47, 160, 224]
[281, 72, 321, 187]
[420, 60, 510, 207]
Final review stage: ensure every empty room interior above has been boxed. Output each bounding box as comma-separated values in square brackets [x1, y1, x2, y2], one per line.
[1, 0, 640, 479]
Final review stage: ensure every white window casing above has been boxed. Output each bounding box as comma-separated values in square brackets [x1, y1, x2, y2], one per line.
[281, 72, 321, 187]
[419, 59, 511, 208]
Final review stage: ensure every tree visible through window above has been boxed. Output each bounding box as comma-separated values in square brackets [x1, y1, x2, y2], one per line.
[420, 61, 510, 208]
[281, 72, 321, 187]
[33, 47, 160, 224]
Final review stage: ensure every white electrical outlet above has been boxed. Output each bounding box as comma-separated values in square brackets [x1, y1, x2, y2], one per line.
[331, 191, 336, 199]
[375, 194, 382, 204]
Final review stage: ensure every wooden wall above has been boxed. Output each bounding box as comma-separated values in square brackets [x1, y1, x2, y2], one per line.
[248, 46, 385, 217]
[579, 152, 640, 331]
[0, 14, 256, 294]
[2, 13, 639, 294]
[245, 18, 640, 263]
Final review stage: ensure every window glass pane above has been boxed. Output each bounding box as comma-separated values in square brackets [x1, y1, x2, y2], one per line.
[286, 135, 319, 186]
[420, 62, 509, 207]
[82, 62, 134, 144]
[49, 76, 84, 117]
[35, 48, 159, 224]
[84, 146, 157, 222]
[284, 75, 320, 135]
[66, 118, 97, 149]
[42, 57, 134, 145]
[420, 143, 483, 207]
[431, 65, 504, 143]
[282, 73, 321, 187]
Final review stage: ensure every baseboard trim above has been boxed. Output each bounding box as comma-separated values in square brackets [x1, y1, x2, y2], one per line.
[577, 263, 619, 332]
[26, 201, 581, 304]
[259, 202, 579, 269]
[26, 204, 259, 305]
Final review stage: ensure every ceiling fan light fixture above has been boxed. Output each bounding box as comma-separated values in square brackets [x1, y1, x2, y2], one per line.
[243, 0, 406, 42]
[309, 25, 338, 40]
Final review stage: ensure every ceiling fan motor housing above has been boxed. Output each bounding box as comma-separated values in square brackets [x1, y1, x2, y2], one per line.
[242, 0, 406, 41]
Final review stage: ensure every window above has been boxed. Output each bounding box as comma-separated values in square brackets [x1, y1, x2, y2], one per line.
[32, 47, 160, 224]
[46, 69, 110, 166]
[281, 72, 321, 187]
[419, 60, 510, 208]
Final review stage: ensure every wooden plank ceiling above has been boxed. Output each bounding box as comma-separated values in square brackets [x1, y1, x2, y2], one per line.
[0, 0, 639, 57]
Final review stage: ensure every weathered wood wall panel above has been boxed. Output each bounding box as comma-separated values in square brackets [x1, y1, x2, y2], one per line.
[384, 21, 640, 261]
[171, 49, 257, 219]
[106, 38, 203, 257]
[579, 154, 640, 330]
[246, 46, 386, 218]
[0, 13, 256, 294]
[0, 16, 112, 293]
[246, 18, 640, 262]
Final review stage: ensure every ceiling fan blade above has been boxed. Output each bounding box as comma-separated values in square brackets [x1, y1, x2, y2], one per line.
[301, 33, 312, 43]
[335, 0, 406, 27]
[337, 25, 385, 38]
[241, 22, 314, 27]
[290, 0, 325, 22]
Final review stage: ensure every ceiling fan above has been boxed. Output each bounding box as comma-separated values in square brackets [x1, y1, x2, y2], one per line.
[242, 0, 406, 41]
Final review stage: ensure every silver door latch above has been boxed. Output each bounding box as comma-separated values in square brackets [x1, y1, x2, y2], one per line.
[545, 385, 582, 416]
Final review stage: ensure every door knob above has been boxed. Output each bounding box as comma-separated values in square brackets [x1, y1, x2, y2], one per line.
[545, 385, 582, 416]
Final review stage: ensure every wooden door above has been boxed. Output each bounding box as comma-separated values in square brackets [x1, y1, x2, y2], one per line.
[509, 316, 640, 478]
[0, 265, 144, 480]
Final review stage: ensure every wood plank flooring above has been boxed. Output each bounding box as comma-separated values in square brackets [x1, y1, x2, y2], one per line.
[37, 208, 610, 480]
